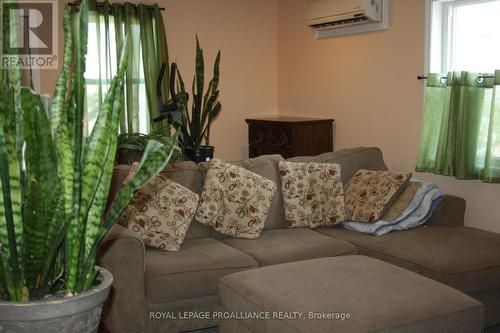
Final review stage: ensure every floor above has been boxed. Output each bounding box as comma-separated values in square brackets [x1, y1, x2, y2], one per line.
[189, 325, 500, 333]
[189, 328, 218, 333]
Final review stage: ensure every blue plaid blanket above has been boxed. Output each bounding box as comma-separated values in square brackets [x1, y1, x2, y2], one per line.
[342, 181, 444, 236]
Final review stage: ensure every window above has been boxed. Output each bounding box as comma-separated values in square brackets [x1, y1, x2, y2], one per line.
[417, 0, 500, 182]
[84, 15, 150, 135]
[428, 0, 500, 162]
[428, 0, 500, 73]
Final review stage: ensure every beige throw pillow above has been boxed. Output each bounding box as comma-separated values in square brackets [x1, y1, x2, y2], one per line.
[118, 174, 199, 251]
[279, 161, 346, 229]
[345, 169, 411, 223]
[383, 181, 422, 221]
[195, 159, 277, 239]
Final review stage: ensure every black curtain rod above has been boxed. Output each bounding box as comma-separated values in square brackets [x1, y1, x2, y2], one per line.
[67, 2, 165, 11]
[417, 75, 494, 80]
[417, 74, 495, 84]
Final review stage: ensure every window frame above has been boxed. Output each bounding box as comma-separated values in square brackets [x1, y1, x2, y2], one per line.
[426, 0, 500, 73]
[84, 14, 151, 135]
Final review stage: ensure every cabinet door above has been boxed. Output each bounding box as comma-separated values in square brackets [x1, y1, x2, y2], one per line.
[249, 126, 268, 146]
[269, 127, 292, 148]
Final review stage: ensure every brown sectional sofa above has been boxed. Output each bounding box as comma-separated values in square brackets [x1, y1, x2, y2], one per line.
[99, 147, 500, 333]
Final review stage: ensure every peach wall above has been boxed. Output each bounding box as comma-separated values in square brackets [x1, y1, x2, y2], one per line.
[39, 0, 279, 160]
[277, 0, 500, 233]
[165, 0, 278, 159]
[38, 0, 500, 233]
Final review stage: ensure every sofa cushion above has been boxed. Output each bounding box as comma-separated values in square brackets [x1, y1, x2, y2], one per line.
[344, 169, 411, 222]
[196, 159, 277, 239]
[107, 165, 132, 209]
[160, 161, 212, 240]
[118, 175, 199, 251]
[383, 181, 422, 221]
[201, 155, 286, 231]
[109, 162, 212, 240]
[233, 155, 286, 230]
[219, 256, 484, 333]
[279, 161, 346, 228]
[287, 147, 388, 184]
[317, 226, 500, 294]
[145, 237, 257, 303]
[221, 228, 356, 266]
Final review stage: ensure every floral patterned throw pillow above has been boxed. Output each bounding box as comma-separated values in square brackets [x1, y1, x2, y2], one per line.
[279, 161, 346, 228]
[195, 159, 277, 239]
[345, 169, 411, 223]
[118, 174, 200, 251]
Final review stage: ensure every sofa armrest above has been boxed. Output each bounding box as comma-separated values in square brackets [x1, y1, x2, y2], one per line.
[426, 195, 466, 228]
[98, 224, 147, 333]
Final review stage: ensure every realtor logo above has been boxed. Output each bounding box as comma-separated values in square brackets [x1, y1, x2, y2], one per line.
[1, 0, 58, 69]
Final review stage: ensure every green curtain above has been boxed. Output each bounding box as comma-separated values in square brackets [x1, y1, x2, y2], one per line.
[139, 4, 170, 133]
[0, 1, 22, 87]
[76, 0, 169, 134]
[416, 71, 500, 183]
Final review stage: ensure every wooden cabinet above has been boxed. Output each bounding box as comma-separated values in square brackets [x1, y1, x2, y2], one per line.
[246, 117, 334, 158]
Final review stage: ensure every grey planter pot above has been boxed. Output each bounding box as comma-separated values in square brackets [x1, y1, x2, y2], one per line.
[0, 266, 113, 333]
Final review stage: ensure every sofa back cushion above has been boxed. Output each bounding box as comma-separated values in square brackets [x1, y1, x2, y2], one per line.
[107, 165, 131, 209]
[108, 161, 212, 240]
[287, 147, 388, 185]
[108, 148, 387, 237]
[200, 154, 286, 232]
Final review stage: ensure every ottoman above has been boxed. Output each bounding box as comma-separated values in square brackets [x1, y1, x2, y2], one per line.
[219, 256, 484, 333]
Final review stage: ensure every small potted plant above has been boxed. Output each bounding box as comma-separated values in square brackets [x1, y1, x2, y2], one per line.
[0, 1, 176, 331]
[171, 37, 222, 163]
[116, 131, 180, 165]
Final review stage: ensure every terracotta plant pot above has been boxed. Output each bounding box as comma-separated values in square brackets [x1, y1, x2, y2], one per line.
[0, 267, 113, 333]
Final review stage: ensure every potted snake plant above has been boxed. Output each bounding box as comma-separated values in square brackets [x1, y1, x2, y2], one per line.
[116, 131, 180, 165]
[0, 1, 176, 332]
[172, 36, 222, 163]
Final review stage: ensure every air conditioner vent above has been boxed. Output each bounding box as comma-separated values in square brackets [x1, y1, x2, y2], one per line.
[311, 16, 369, 30]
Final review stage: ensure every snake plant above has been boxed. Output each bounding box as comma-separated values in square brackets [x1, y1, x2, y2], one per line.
[173, 36, 222, 148]
[0, 0, 176, 301]
[117, 131, 184, 164]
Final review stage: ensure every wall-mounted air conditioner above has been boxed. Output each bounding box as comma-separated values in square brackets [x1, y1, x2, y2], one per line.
[305, 0, 389, 39]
